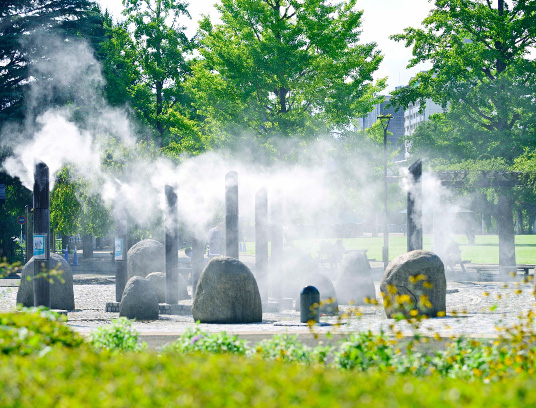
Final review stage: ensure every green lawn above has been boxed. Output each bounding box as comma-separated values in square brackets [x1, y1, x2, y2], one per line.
[243, 234, 536, 265]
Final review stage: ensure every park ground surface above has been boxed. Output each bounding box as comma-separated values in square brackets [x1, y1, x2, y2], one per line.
[2, 235, 535, 349]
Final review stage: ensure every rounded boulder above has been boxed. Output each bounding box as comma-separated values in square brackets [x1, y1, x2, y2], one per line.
[127, 239, 164, 280]
[16, 253, 75, 310]
[119, 276, 159, 320]
[335, 251, 375, 305]
[193, 257, 262, 323]
[146, 271, 189, 303]
[380, 250, 446, 318]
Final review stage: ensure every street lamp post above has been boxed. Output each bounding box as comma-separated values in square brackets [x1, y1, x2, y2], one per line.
[378, 114, 392, 270]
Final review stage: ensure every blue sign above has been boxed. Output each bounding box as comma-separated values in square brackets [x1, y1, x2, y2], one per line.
[17, 216, 25, 225]
[114, 238, 124, 261]
[33, 234, 46, 259]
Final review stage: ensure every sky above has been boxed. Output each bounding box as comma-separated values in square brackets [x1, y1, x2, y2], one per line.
[96, 0, 434, 93]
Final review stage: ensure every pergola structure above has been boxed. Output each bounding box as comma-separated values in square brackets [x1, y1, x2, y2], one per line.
[407, 165, 532, 274]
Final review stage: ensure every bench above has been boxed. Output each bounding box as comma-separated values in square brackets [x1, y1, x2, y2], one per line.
[445, 259, 471, 274]
[468, 264, 535, 280]
[317, 249, 368, 269]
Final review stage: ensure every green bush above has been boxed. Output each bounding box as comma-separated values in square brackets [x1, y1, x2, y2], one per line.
[163, 325, 248, 355]
[90, 317, 146, 352]
[254, 334, 330, 364]
[2, 348, 536, 407]
[0, 307, 84, 356]
[334, 331, 394, 371]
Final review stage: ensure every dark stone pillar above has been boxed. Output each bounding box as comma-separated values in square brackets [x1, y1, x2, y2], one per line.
[82, 235, 93, 258]
[497, 195, 516, 274]
[225, 171, 239, 259]
[407, 159, 423, 252]
[270, 197, 284, 299]
[33, 162, 50, 308]
[25, 204, 33, 264]
[165, 185, 179, 304]
[255, 188, 268, 301]
[114, 182, 128, 302]
[191, 236, 205, 297]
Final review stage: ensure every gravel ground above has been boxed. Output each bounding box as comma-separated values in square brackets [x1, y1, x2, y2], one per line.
[1, 279, 535, 339]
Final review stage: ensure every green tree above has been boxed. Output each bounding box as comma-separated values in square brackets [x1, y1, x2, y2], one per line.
[186, 0, 385, 154]
[0, 0, 106, 123]
[50, 167, 112, 254]
[118, 0, 202, 150]
[391, 0, 536, 161]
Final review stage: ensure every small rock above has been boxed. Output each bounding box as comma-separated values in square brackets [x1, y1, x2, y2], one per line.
[120, 276, 159, 320]
[127, 239, 164, 280]
[146, 271, 189, 303]
[335, 251, 375, 305]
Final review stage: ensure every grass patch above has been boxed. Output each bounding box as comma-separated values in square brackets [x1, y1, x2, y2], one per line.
[243, 234, 536, 264]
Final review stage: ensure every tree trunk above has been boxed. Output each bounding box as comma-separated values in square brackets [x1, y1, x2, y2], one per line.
[156, 80, 164, 143]
[82, 234, 93, 258]
[62, 235, 70, 252]
[496, 195, 516, 272]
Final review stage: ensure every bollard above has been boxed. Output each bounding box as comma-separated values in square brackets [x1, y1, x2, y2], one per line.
[300, 286, 320, 324]
[64, 245, 69, 262]
[73, 246, 79, 266]
[33, 162, 50, 308]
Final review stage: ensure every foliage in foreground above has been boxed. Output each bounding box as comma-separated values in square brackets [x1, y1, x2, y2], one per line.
[0, 307, 84, 356]
[89, 317, 146, 352]
[4, 307, 536, 383]
[2, 348, 536, 407]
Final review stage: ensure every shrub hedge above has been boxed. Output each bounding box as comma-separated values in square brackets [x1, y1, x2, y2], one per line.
[0, 307, 84, 356]
[2, 349, 536, 407]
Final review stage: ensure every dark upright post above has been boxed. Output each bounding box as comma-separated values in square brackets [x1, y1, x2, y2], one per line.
[407, 159, 423, 252]
[165, 185, 179, 304]
[25, 204, 33, 264]
[225, 171, 239, 259]
[270, 197, 284, 299]
[33, 162, 50, 307]
[497, 195, 516, 274]
[300, 286, 320, 324]
[255, 188, 268, 301]
[191, 236, 205, 297]
[114, 182, 128, 302]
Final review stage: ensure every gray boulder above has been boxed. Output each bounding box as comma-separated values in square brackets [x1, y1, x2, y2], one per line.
[16, 253, 75, 310]
[146, 272, 166, 303]
[296, 273, 338, 315]
[335, 251, 375, 305]
[193, 257, 262, 323]
[146, 271, 189, 303]
[127, 239, 164, 280]
[119, 276, 159, 320]
[380, 250, 446, 318]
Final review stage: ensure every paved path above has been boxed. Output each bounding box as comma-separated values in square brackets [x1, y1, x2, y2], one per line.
[1, 279, 535, 344]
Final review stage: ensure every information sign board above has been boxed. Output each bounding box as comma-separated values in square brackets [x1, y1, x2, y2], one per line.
[33, 234, 47, 259]
[114, 238, 124, 261]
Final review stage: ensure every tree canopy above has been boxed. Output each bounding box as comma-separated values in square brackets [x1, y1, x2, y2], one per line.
[0, 0, 106, 124]
[391, 0, 536, 162]
[186, 0, 385, 153]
